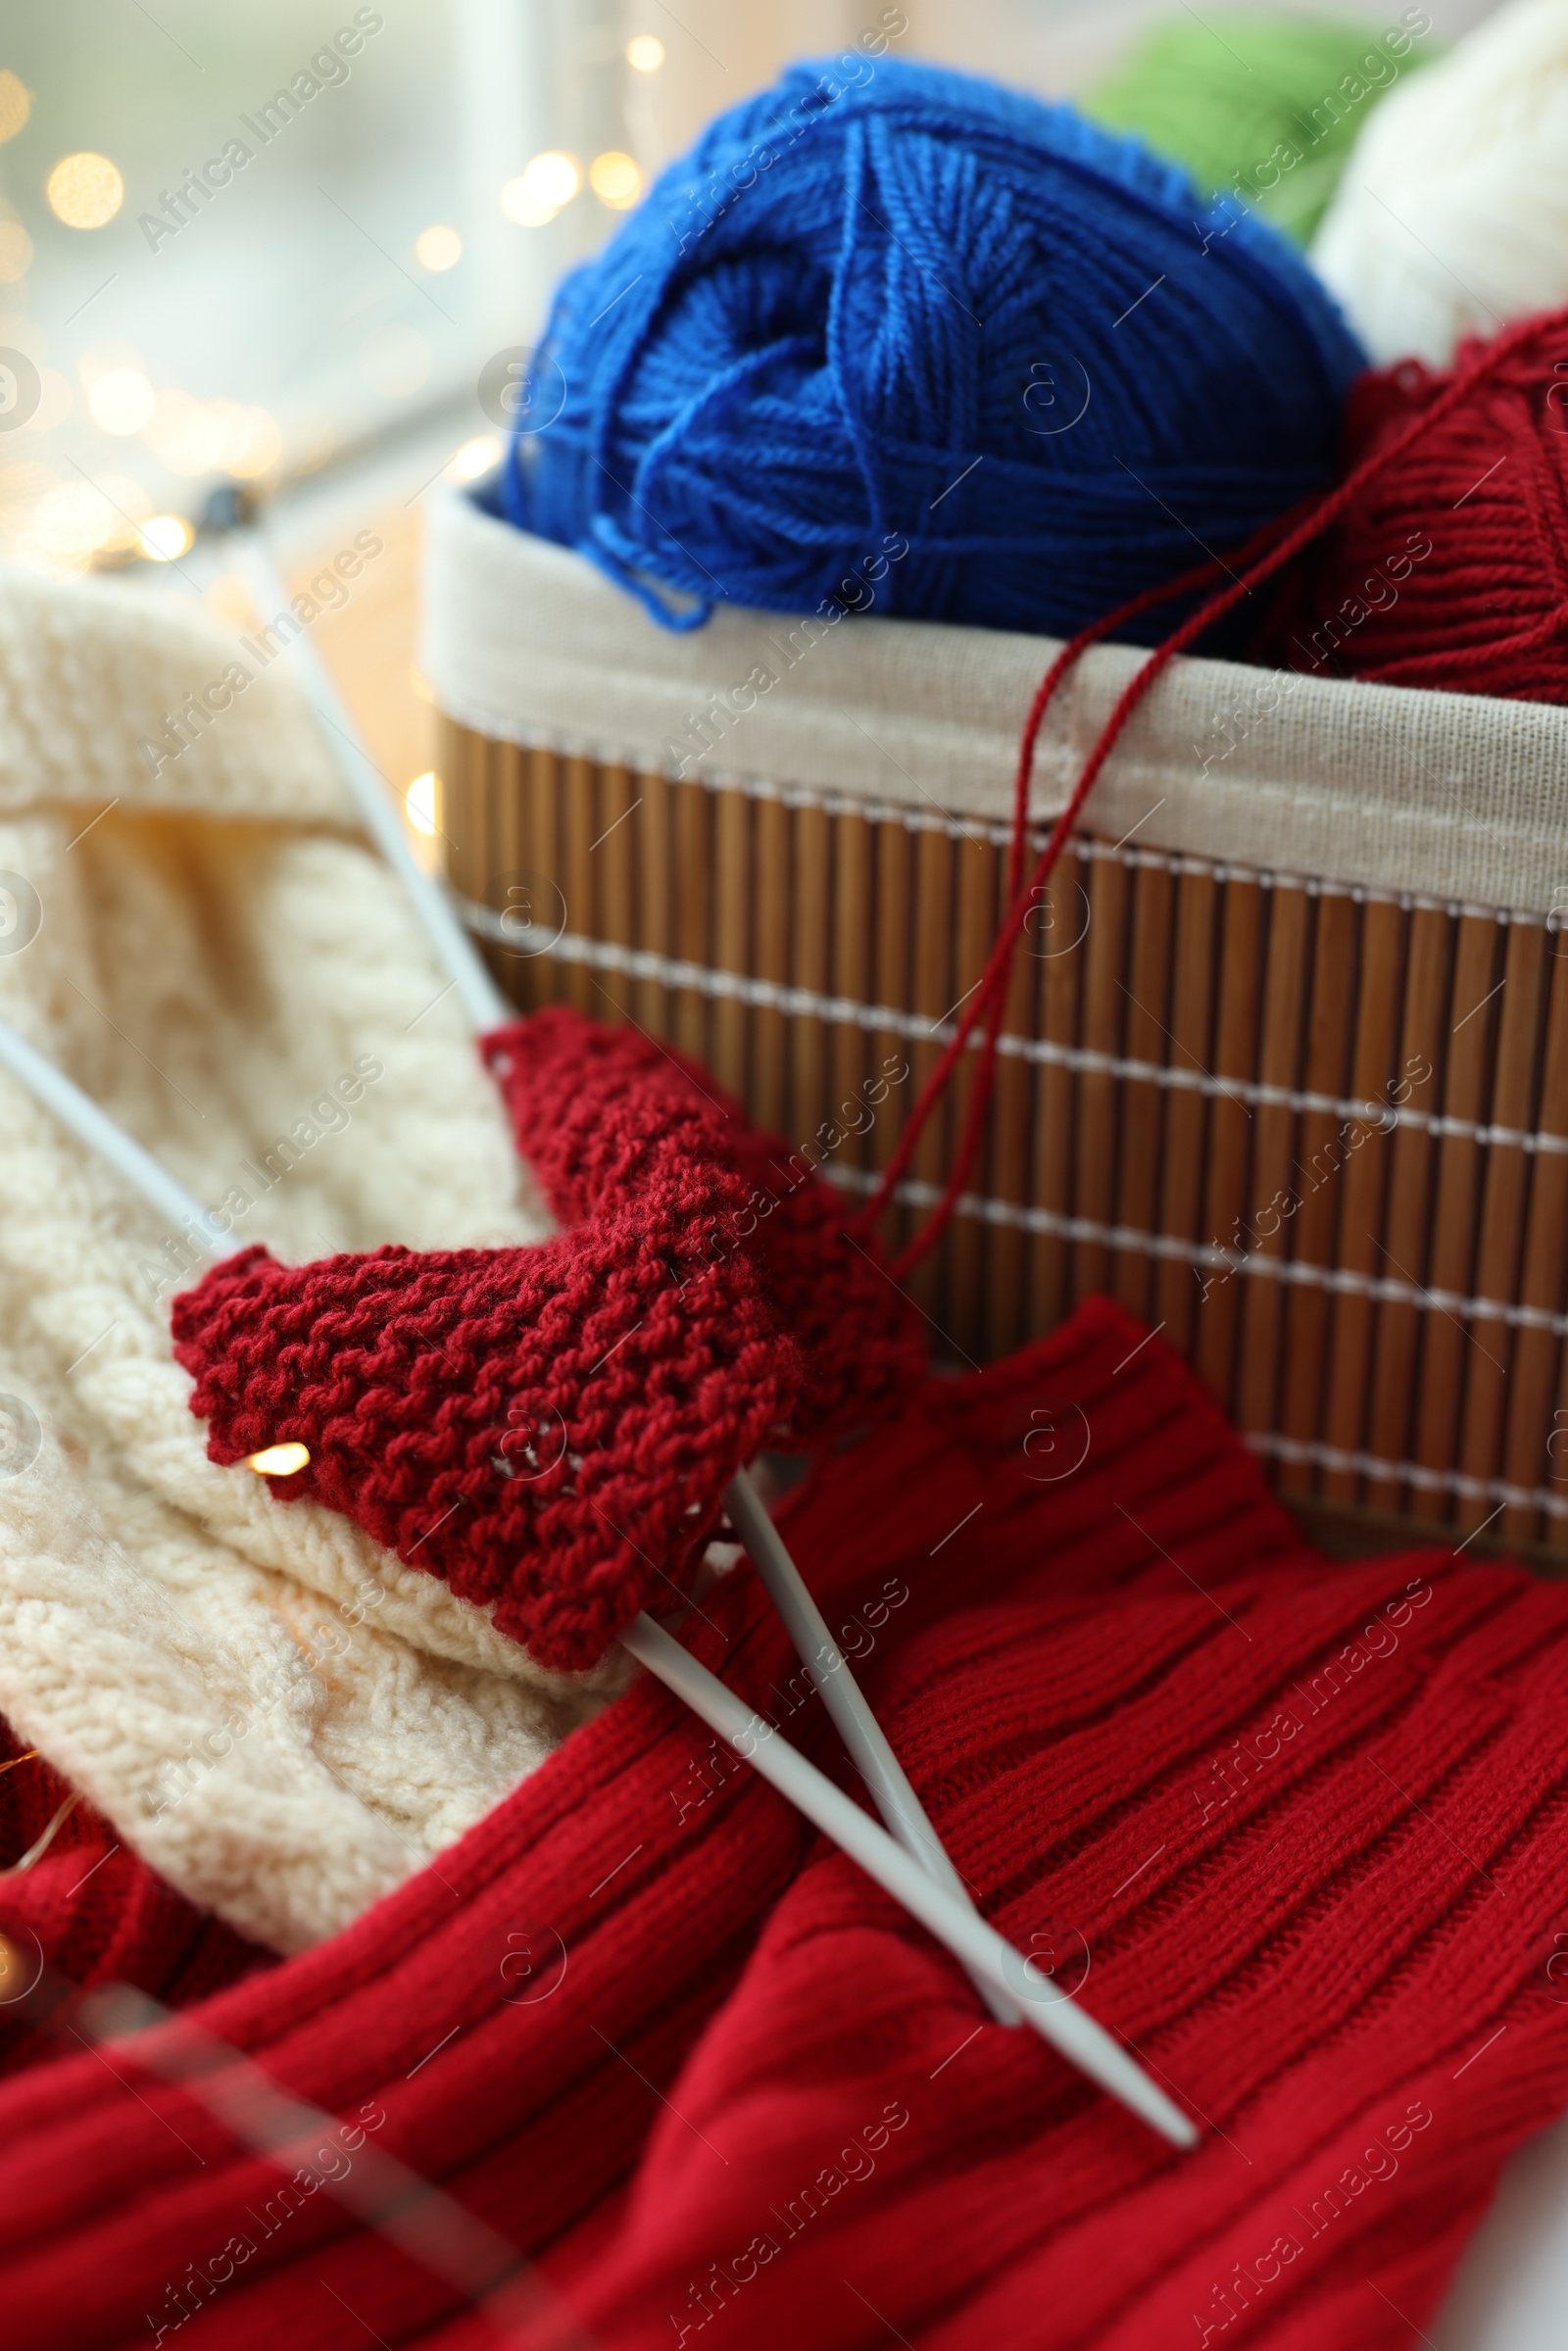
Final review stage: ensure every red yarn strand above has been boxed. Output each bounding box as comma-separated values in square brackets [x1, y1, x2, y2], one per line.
[863, 310, 1549, 1279]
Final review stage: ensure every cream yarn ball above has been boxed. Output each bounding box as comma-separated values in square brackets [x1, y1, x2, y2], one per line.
[1311, 0, 1568, 365]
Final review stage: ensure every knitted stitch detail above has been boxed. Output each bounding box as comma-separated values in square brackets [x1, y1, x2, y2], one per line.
[482, 1006, 925, 1437]
[0, 1724, 267, 2077]
[172, 1013, 921, 1669]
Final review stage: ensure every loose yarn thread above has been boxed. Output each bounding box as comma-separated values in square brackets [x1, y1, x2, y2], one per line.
[502, 55, 1363, 642]
[862, 310, 1551, 1273]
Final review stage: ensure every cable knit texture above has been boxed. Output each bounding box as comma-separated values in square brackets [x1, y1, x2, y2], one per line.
[0, 569, 619, 1958]
[172, 1009, 924, 1669]
[1, 1303, 1564, 2347]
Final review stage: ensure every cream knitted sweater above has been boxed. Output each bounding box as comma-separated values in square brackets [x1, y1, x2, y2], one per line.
[0, 567, 620, 1957]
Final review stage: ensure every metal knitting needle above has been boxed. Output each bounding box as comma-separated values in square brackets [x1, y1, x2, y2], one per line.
[219, 524, 1019, 2025]
[624, 1614, 1196, 2144]
[0, 1018, 1191, 2144]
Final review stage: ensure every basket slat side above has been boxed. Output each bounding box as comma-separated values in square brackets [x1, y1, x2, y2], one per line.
[1235, 882, 1311, 1462]
[1277, 889, 1357, 1495]
[1032, 848, 1084, 1341]
[1504, 955, 1568, 1548]
[1364, 906, 1449, 1516]
[443, 716, 1568, 1559]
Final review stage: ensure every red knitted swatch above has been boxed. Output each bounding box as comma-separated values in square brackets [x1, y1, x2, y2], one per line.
[5, 1300, 1568, 2350]
[1256, 306, 1568, 701]
[484, 1007, 923, 1440]
[172, 1008, 923, 1668]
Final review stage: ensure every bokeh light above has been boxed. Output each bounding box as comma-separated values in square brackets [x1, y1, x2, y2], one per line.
[406, 771, 438, 837]
[0, 221, 31, 284]
[92, 473, 153, 554]
[626, 35, 664, 72]
[501, 151, 579, 226]
[0, 72, 29, 142]
[33, 480, 118, 563]
[415, 223, 463, 271]
[26, 369, 71, 430]
[590, 151, 642, 210]
[139, 514, 193, 563]
[0, 460, 54, 521]
[86, 366, 155, 435]
[142, 388, 280, 478]
[247, 1443, 311, 1476]
[46, 152, 123, 228]
[24, 476, 150, 569]
[447, 433, 500, 482]
[500, 177, 553, 227]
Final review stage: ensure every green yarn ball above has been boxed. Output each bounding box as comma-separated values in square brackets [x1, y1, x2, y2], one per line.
[1084, 14, 1439, 244]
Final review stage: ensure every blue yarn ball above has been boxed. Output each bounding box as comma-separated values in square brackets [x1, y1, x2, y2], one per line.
[499, 56, 1365, 639]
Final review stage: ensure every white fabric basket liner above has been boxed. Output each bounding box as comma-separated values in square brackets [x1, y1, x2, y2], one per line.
[423, 489, 1568, 920]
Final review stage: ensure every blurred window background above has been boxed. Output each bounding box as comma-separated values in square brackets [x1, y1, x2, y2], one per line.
[0, 0, 1500, 799]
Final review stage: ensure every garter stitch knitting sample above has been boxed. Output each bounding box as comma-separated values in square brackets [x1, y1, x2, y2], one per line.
[483, 1007, 923, 1438]
[173, 1009, 924, 1669]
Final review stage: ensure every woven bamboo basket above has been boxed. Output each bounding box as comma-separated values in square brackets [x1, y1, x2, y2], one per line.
[422, 491, 1568, 1567]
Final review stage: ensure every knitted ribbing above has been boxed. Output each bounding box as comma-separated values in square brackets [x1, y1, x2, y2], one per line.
[172, 1014, 920, 1669]
[5, 1299, 1567, 2349]
[0, 1725, 267, 2081]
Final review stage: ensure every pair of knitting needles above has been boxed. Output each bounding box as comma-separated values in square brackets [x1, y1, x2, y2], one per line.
[0, 528, 1193, 2144]
[0, 1016, 1190, 2147]
[223, 530, 1016, 2036]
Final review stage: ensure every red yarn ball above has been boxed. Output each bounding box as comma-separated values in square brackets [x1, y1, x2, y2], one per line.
[1256, 308, 1568, 702]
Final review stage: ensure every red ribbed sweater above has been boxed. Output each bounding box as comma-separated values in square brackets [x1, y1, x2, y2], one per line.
[2, 1298, 1566, 2348]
